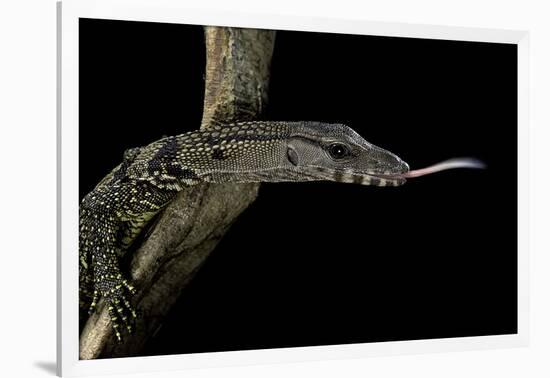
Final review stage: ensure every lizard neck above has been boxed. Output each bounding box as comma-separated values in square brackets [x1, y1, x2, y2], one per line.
[174, 121, 297, 184]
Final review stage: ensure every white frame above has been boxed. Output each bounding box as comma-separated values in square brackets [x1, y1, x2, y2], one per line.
[57, 0, 529, 376]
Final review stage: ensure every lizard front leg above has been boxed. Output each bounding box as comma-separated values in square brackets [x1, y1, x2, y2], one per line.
[80, 180, 176, 341]
[80, 192, 137, 341]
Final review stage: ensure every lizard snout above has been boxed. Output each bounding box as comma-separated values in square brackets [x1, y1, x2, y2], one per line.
[397, 159, 410, 175]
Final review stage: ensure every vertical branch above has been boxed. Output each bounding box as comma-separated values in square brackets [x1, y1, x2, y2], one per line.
[79, 26, 276, 359]
[201, 27, 275, 127]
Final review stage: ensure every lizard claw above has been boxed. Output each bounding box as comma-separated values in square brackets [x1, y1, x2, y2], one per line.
[107, 303, 123, 343]
[104, 287, 137, 342]
[90, 273, 138, 341]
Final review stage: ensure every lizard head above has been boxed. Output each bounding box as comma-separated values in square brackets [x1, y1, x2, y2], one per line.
[284, 122, 410, 186]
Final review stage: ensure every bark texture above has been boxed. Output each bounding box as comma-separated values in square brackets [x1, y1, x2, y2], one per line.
[79, 26, 276, 359]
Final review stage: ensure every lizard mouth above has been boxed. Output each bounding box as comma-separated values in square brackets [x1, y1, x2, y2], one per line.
[365, 173, 407, 187]
[332, 170, 406, 186]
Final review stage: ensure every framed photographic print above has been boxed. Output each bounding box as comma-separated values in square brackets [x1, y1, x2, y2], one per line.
[58, 0, 528, 376]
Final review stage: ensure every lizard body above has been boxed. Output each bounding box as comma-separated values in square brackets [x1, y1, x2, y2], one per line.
[79, 121, 409, 341]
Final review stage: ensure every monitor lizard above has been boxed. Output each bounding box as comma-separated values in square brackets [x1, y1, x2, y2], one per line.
[79, 120, 480, 342]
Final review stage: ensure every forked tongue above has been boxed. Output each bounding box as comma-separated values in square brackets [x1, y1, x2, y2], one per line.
[402, 157, 486, 179]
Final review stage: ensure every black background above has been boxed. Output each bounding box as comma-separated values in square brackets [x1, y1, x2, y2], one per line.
[79, 18, 517, 356]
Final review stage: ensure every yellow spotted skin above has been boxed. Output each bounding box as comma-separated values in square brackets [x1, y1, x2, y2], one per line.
[79, 121, 291, 342]
[79, 121, 408, 342]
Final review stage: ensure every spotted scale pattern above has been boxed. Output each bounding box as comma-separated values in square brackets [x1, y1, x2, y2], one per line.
[79, 121, 291, 341]
[79, 121, 408, 342]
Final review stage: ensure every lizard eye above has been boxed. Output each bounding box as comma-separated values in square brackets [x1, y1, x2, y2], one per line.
[328, 143, 350, 160]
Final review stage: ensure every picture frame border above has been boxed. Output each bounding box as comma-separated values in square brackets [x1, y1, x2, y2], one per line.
[57, 0, 529, 376]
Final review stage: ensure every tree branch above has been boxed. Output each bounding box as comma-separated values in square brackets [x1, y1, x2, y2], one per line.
[79, 26, 276, 359]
